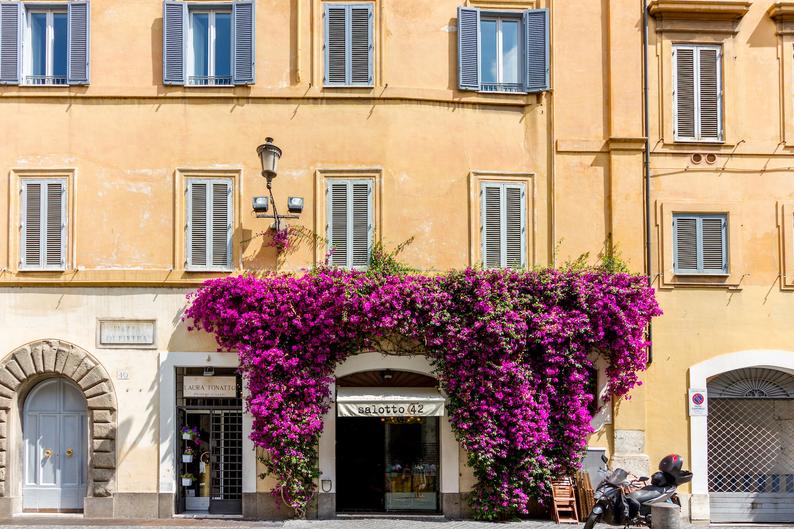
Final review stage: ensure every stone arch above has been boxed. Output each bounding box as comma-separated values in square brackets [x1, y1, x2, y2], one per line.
[0, 339, 117, 502]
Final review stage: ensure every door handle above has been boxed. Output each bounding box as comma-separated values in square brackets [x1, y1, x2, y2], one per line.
[43, 449, 53, 458]
[66, 448, 74, 457]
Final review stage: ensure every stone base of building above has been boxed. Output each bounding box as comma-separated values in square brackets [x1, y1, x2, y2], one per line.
[690, 493, 709, 521]
[0, 496, 20, 518]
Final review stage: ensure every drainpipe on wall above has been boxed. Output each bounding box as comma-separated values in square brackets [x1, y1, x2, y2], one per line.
[642, 0, 653, 364]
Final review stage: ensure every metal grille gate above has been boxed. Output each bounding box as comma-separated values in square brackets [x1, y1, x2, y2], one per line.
[210, 410, 243, 512]
[707, 368, 794, 522]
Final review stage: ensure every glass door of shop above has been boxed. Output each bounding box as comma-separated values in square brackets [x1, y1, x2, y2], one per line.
[336, 416, 440, 513]
[175, 368, 243, 515]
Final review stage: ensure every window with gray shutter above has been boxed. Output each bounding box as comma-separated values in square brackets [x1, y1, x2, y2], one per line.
[0, 3, 21, 84]
[20, 179, 66, 270]
[326, 179, 373, 268]
[481, 182, 526, 269]
[186, 179, 232, 270]
[163, 0, 255, 86]
[673, 44, 722, 142]
[457, 7, 549, 93]
[673, 213, 728, 274]
[67, 1, 90, 85]
[323, 3, 373, 87]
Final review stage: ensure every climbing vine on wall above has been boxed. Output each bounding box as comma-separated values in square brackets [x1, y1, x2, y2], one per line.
[185, 267, 660, 520]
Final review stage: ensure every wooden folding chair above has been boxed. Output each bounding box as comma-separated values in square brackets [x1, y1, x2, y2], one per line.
[551, 477, 580, 523]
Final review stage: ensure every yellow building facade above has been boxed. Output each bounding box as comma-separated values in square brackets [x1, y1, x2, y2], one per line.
[0, 0, 791, 522]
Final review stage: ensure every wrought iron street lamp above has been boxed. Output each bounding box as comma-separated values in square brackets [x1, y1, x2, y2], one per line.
[253, 137, 302, 232]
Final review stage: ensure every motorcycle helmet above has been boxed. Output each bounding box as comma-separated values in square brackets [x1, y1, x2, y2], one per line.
[650, 471, 669, 487]
[659, 454, 683, 475]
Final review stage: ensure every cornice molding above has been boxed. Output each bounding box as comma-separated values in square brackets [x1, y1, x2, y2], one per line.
[769, 2, 794, 22]
[648, 0, 752, 21]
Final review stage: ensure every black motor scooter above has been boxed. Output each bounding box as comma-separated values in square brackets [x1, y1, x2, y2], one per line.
[583, 454, 692, 529]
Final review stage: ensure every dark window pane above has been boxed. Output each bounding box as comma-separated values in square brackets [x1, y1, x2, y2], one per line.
[481, 20, 497, 85]
[214, 13, 231, 78]
[53, 13, 67, 77]
[31, 13, 47, 76]
[192, 13, 209, 77]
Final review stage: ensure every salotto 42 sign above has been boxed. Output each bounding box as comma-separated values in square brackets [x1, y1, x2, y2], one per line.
[338, 401, 444, 417]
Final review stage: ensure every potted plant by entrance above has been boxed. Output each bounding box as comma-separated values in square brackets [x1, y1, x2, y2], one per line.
[181, 425, 199, 441]
[181, 473, 195, 487]
[182, 446, 195, 463]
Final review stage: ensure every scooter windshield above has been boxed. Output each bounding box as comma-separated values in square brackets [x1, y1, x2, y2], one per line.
[606, 468, 628, 486]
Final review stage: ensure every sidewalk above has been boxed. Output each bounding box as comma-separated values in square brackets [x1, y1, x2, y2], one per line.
[0, 515, 777, 529]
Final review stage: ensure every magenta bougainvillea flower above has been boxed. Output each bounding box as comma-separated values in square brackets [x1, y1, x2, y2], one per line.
[184, 267, 661, 520]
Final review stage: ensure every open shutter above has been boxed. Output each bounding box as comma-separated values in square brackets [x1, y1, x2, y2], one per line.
[351, 181, 371, 267]
[673, 216, 697, 272]
[698, 47, 721, 141]
[505, 185, 525, 268]
[457, 7, 480, 91]
[211, 181, 232, 267]
[67, 1, 90, 85]
[45, 182, 65, 267]
[482, 184, 502, 268]
[524, 9, 549, 93]
[324, 4, 347, 86]
[327, 181, 349, 267]
[674, 47, 695, 139]
[350, 4, 373, 85]
[702, 216, 727, 272]
[233, 0, 255, 85]
[0, 2, 20, 85]
[163, 0, 186, 85]
[188, 181, 207, 267]
[21, 182, 42, 267]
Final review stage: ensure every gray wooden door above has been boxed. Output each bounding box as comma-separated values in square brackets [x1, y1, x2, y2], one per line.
[23, 378, 87, 512]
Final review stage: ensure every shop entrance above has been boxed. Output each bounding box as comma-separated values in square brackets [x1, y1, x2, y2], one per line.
[175, 368, 242, 515]
[335, 370, 442, 513]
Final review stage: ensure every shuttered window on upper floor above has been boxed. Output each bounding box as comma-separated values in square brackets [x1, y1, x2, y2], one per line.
[673, 44, 722, 142]
[0, 1, 89, 85]
[20, 179, 66, 270]
[163, 0, 255, 86]
[186, 179, 233, 270]
[327, 179, 373, 269]
[323, 3, 373, 87]
[673, 213, 728, 275]
[481, 182, 526, 269]
[458, 7, 548, 94]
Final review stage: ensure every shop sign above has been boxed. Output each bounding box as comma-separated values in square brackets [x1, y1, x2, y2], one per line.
[97, 319, 156, 348]
[184, 376, 237, 398]
[336, 387, 446, 417]
[688, 388, 708, 416]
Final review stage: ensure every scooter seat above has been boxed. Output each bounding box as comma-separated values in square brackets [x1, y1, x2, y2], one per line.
[627, 485, 666, 504]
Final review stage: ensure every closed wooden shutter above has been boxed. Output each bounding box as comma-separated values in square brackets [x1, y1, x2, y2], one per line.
[233, 0, 255, 85]
[674, 47, 696, 139]
[674, 214, 727, 274]
[211, 182, 231, 267]
[67, 1, 90, 85]
[163, 0, 186, 85]
[673, 216, 698, 272]
[350, 5, 372, 85]
[698, 47, 720, 141]
[22, 182, 42, 267]
[482, 183, 526, 269]
[328, 182, 349, 267]
[327, 180, 373, 268]
[674, 44, 721, 141]
[325, 5, 347, 85]
[701, 216, 726, 272]
[457, 7, 480, 91]
[187, 179, 232, 270]
[324, 4, 373, 87]
[21, 180, 66, 269]
[45, 182, 65, 266]
[0, 2, 20, 85]
[524, 9, 549, 93]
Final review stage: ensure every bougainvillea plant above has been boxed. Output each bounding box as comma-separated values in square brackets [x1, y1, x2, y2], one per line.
[185, 267, 660, 520]
[266, 227, 291, 253]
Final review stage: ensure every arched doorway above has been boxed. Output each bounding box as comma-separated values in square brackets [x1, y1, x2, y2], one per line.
[707, 368, 794, 523]
[22, 378, 88, 512]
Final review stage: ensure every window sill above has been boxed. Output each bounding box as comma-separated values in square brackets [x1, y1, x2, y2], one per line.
[17, 267, 67, 272]
[184, 268, 233, 273]
[673, 272, 730, 277]
[323, 84, 375, 89]
[673, 138, 725, 145]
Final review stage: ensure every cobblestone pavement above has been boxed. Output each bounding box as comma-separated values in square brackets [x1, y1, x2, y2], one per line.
[0, 516, 789, 529]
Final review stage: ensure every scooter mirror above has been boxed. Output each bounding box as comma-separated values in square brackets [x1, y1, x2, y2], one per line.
[639, 476, 649, 482]
[601, 455, 608, 464]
